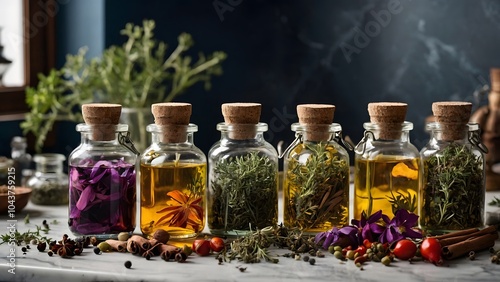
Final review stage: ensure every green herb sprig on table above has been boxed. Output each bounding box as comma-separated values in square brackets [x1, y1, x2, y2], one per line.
[286, 143, 349, 230]
[210, 152, 278, 231]
[21, 20, 226, 151]
[422, 143, 484, 230]
[0, 225, 52, 246]
[489, 197, 500, 207]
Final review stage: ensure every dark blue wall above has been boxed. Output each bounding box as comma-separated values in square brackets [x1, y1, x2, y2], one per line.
[1, 0, 499, 161]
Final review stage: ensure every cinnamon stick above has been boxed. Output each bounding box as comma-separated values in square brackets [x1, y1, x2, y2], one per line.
[159, 244, 182, 261]
[438, 226, 497, 247]
[105, 239, 127, 252]
[442, 232, 499, 260]
[431, 228, 479, 240]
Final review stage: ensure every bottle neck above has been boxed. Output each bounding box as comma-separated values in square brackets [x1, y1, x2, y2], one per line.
[220, 130, 265, 142]
[151, 130, 194, 144]
[363, 121, 413, 142]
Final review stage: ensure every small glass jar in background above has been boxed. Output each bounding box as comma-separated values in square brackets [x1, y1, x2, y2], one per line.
[420, 102, 486, 234]
[140, 103, 206, 239]
[353, 102, 421, 220]
[283, 104, 350, 234]
[11, 136, 32, 186]
[208, 103, 278, 236]
[68, 103, 137, 239]
[26, 153, 68, 205]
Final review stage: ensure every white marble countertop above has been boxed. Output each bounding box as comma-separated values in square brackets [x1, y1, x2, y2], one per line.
[1, 191, 500, 282]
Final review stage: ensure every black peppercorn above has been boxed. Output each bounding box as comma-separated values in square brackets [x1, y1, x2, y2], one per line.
[124, 261, 132, 269]
[47, 251, 53, 257]
[26, 245, 31, 249]
[93, 247, 101, 255]
[21, 247, 27, 252]
[309, 258, 316, 265]
[302, 255, 310, 262]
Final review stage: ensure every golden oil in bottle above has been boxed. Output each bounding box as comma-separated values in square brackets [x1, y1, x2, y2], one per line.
[140, 162, 206, 239]
[354, 157, 420, 218]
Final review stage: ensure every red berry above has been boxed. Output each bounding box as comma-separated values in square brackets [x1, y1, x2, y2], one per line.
[210, 237, 225, 253]
[420, 238, 443, 265]
[392, 239, 417, 260]
[192, 239, 211, 256]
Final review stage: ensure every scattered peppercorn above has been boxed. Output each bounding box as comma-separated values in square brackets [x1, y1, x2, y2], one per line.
[469, 251, 476, 261]
[218, 257, 223, 265]
[309, 258, 316, 265]
[124, 261, 132, 269]
[26, 245, 31, 250]
[47, 251, 53, 257]
[42, 220, 49, 230]
[302, 255, 310, 262]
[21, 247, 27, 252]
[93, 247, 101, 255]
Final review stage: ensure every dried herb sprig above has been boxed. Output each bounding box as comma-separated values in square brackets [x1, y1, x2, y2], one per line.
[422, 143, 484, 231]
[210, 152, 278, 232]
[286, 143, 349, 230]
[489, 197, 500, 207]
[0, 225, 52, 246]
[387, 190, 418, 215]
[224, 227, 279, 263]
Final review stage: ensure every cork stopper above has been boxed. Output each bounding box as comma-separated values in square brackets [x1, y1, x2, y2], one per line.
[82, 103, 121, 141]
[221, 103, 261, 140]
[490, 68, 500, 92]
[151, 102, 192, 143]
[297, 104, 335, 141]
[368, 102, 407, 140]
[432, 101, 472, 141]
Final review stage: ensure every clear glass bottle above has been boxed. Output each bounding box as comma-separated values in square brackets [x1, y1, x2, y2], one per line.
[208, 103, 278, 236]
[68, 104, 137, 239]
[140, 103, 206, 239]
[11, 136, 32, 186]
[283, 105, 350, 233]
[420, 102, 486, 234]
[354, 103, 421, 220]
[26, 154, 68, 205]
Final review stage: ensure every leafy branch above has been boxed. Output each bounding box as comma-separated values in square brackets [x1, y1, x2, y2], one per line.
[21, 20, 226, 151]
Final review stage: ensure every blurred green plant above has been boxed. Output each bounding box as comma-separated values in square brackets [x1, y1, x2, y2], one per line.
[21, 20, 226, 151]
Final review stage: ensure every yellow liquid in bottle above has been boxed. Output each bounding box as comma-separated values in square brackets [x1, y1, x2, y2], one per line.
[284, 143, 349, 233]
[140, 163, 206, 239]
[354, 157, 420, 219]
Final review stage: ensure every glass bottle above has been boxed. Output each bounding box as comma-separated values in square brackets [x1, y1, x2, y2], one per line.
[420, 102, 486, 234]
[140, 103, 206, 239]
[11, 136, 32, 186]
[283, 104, 350, 233]
[208, 103, 278, 236]
[68, 104, 137, 239]
[354, 102, 421, 220]
[26, 153, 68, 205]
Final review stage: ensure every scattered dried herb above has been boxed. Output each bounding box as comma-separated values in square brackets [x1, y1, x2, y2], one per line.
[210, 152, 278, 232]
[489, 197, 500, 207]
[224, 227, 279, 263]
[421, 143, 484, 231]
[285, 143, 349, 231]
[0, 224, 52, 246]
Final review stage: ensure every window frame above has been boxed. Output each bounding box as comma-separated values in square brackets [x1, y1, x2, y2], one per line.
[0, 0, 56, 119]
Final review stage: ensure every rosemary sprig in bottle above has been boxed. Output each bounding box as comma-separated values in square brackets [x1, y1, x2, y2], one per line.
[285, 143, 349, 231]
[210, 152, 278, 232]
[422, 143, 484, 231]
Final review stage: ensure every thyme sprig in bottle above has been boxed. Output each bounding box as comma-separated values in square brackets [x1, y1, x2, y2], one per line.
[208, 103, 278, 236]
[283, 104, 350, 233]
[420, 102, 486, 234]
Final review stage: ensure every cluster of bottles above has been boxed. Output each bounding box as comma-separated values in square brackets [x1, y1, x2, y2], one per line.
[67, 101, 486, 239]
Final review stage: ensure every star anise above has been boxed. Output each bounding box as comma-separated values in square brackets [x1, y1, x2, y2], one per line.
[156, 190, 203, 231]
